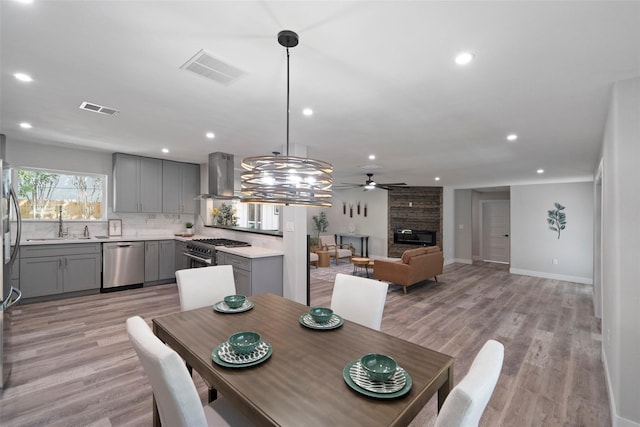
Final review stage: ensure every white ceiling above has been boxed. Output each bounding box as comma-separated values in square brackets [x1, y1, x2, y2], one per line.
[1, 1, 639, 189]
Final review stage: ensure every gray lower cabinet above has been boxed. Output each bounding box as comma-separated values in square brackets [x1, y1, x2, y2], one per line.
[144, 241, 159, 282]
[19, 243, 102, 299]
[175, 241, 189, 272]
[217, 251, 283, 297]
[158, 240, 175, 280]
[145, 240, 175, 283]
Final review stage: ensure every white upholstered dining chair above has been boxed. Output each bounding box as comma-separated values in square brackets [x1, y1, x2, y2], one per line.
[126, 316, 254, 427]
[434, 339, 504, 427]
[175, 265, 236, 311]
[175, 264, 237, 402]
[330, 273, 389, 330]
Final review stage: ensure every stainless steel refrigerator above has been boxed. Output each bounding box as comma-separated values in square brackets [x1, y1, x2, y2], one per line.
[1, 134, 22, 389]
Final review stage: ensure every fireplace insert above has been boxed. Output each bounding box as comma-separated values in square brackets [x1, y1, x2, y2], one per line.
[393, 229, 436, 246]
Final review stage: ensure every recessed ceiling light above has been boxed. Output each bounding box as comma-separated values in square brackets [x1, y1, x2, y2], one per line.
[506, 133, 518, 142]
[13, 0, 34, 4]
[435, 177, 440, 181]
[537, 169, 544, 174]
[206, 132, 215, 139]
[14, 72, 33, 82]
[19, 122, 32, 129]
[302, 108, 313, 116]
[368, 154, 375, 160]
[162, 148, 169, 153]
[455, 52, 474, 65]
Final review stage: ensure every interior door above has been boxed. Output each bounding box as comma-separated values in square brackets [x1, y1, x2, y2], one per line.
[481, 200, 510, 263]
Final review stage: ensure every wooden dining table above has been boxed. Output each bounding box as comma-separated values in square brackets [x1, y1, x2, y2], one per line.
[152, 293, 453, 427]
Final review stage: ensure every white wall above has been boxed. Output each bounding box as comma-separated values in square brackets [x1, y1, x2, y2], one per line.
[600, 77, 640, 426]
[310, 188, 388, 257]
[510, 182, 593, 284]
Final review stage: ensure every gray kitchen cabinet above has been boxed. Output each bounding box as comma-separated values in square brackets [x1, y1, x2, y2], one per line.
[145, 240, 175, 283]
[113, 153, 162, 213]
[158, 240, 175, 280]
[144, 241, 159, 282]
[162, 160, 200, 214]
[217, 251, 283, 297]
[175, 241, 189, 272]
[20, 243, 102, 299]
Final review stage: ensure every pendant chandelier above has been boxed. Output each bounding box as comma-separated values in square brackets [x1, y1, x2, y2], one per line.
[241, 30, 333, 207]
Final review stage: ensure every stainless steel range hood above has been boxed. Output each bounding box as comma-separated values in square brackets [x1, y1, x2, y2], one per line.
[199, 152, 239, 199]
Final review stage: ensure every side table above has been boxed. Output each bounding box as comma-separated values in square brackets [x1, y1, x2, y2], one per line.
[351, 257, 371, 277]
[316, 251, 330, 268]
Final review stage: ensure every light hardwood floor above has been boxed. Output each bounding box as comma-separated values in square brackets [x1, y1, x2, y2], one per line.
[0, 262, 609, 426]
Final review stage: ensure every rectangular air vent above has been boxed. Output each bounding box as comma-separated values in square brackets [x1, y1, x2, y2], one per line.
[79, 101, 119, 116]
[180, 49, 245, 85]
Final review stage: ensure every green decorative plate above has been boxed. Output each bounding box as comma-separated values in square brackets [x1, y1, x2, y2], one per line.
[211, 341, 272, 368]
[342, 360, 412, 399]
[299, 313, 344, 330]
[213, 299, 254, 314]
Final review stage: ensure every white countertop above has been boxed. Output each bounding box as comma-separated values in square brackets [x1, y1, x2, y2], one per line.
[20, 234, 203, 246]
[216, 246, 284, 258]
[19, 234, 283, 259]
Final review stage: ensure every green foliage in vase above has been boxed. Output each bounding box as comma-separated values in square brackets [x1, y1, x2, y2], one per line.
[547, 202, 567, 239]
[312, 211, 329, 238]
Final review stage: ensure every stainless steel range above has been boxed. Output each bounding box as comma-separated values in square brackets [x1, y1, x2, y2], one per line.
[184, 238, 251, 268]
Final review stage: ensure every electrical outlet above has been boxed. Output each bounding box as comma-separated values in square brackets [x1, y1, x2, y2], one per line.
[552, 258, 559, 265]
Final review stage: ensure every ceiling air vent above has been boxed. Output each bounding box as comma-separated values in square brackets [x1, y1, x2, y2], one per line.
[79, 102, 119, 116]
[180, 49, 245, 85]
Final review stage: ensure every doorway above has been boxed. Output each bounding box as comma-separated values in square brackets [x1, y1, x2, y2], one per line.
[480, 200, 510, 263]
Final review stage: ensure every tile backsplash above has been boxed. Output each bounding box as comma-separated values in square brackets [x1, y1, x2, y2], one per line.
[18, 213, 197, 239]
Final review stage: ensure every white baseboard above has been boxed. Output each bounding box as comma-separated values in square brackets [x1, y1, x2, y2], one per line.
[603, 350, 640, 427]
[509, 268, 593, 285]
[453, 258, 473, 265]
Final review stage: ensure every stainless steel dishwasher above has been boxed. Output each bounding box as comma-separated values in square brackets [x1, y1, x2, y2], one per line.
[102, 242, 145, 291]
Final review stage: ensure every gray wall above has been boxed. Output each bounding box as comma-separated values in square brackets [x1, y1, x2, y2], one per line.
[510, 182, 593, 283]
[453, 189, 472, 262]
[600, 77, 640, 425]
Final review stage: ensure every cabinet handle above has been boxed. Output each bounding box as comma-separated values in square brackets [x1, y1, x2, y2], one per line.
[65, 257, 68, 268]
[58, 258, 62, 269]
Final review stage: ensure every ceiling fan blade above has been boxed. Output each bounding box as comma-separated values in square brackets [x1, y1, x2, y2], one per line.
[377, 182, 407, 186]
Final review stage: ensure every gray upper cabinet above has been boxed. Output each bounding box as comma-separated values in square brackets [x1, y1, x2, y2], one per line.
[113, 153, 162, 213]
[162, 160, 199, 214]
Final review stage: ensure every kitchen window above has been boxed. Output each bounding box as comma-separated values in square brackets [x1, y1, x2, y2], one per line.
[16, 167, 107, 221]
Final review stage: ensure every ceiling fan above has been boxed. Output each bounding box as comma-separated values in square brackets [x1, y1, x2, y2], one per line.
[336, 173, 407, 191]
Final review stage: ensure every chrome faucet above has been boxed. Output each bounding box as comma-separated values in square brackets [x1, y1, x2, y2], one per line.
[58, 206, 66, 238]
